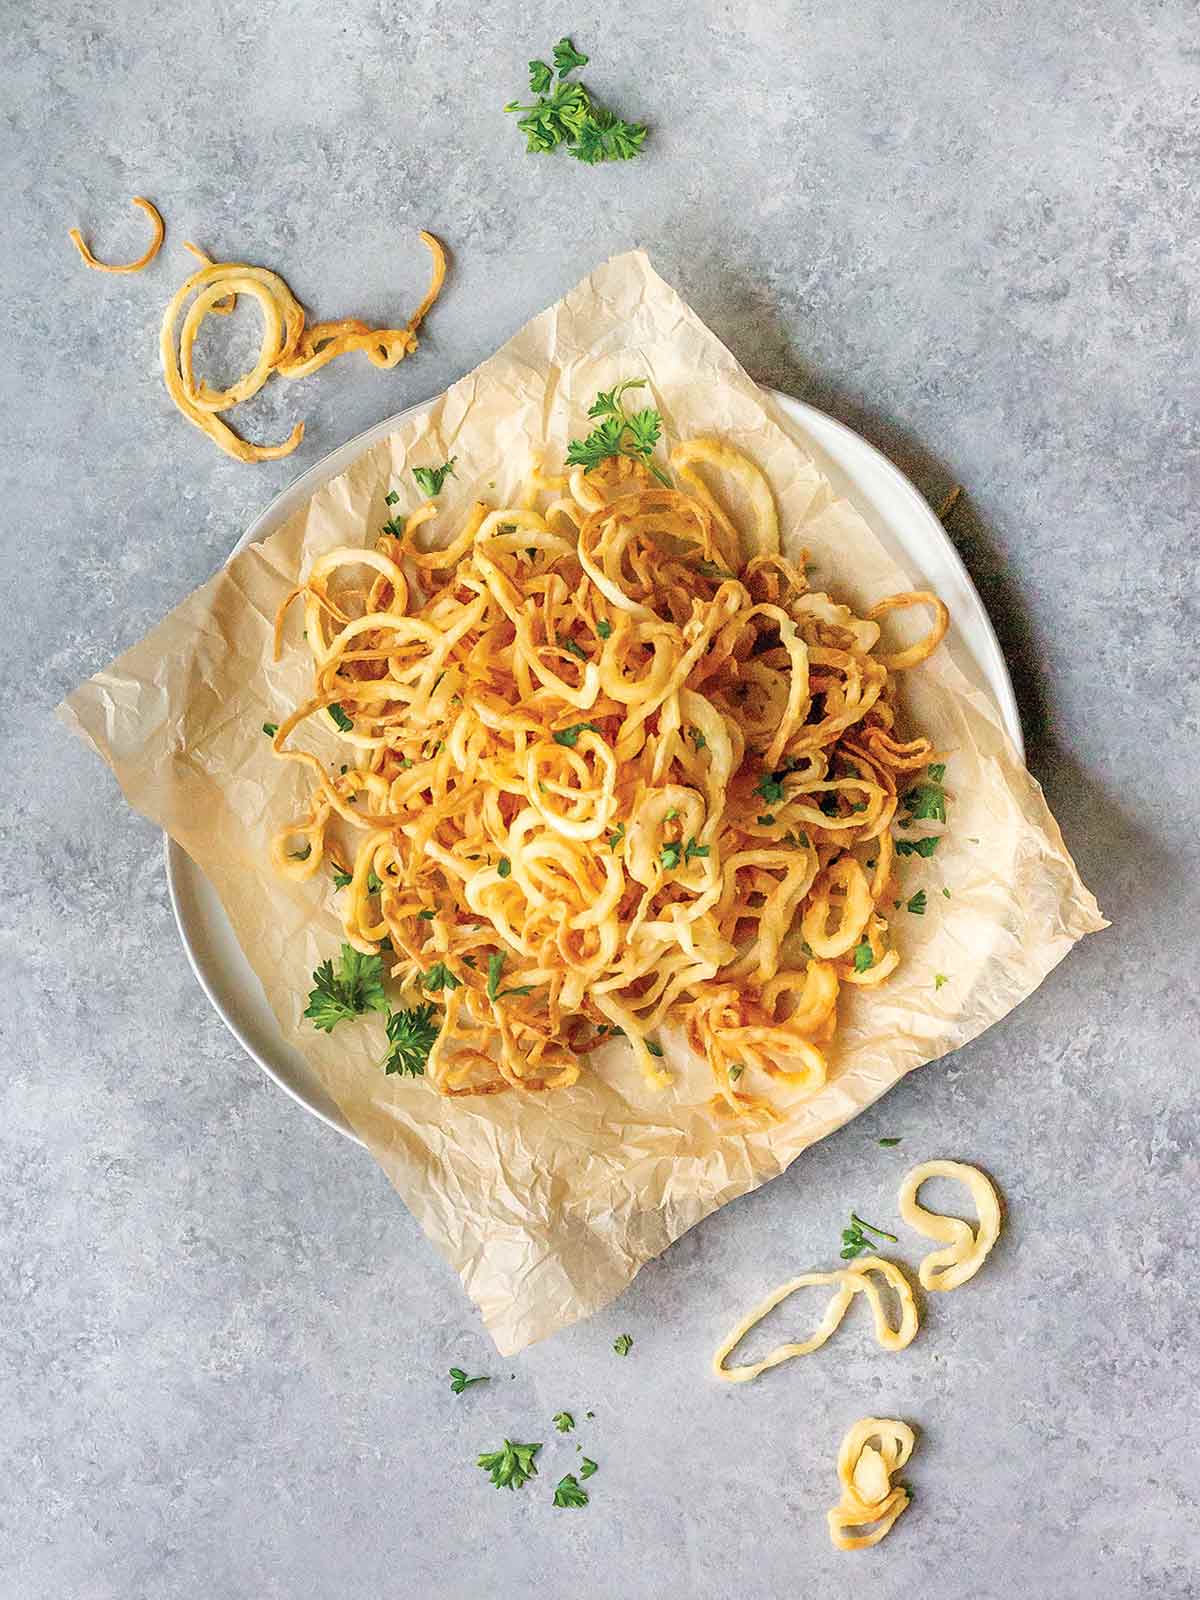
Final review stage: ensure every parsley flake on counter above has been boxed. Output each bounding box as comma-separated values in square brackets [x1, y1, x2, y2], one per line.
[449, 1368, 489, 1394]
[327, 703, 354, 732]
[384, 489, 400, 506]
[477, 1440, 541, 1491]
[553, 36, 588, 74]
[412, 458, 457, 497]
[579, 1457, 598, 1479]
[304, 945, 389, 1032]
[943, 886, 951, 898]
[527, 58, 553, 95]
[879, 1137, 902, 1147]
[553, 1411, 575, 1433]
[381, 514, 406, 538]
[381, 1004, 439, 1076]
[553, 1473, 589, 1508]
[906, 890, 927, 915]
[262, 721, 278, 738]
[645, 1040, 664, 1058]
[935, 973, 949, 991]
[613, 1333, 633, 1356]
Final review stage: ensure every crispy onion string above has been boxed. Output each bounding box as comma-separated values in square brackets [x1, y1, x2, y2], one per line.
[711, 1254, 917, 1381]
[827, 1418, 916, 1550]
[159, 232, 446, 462]
[68, 196, 164, 274]
[898, 1160, 1002, 1290]
[267, 435, 947, 1104]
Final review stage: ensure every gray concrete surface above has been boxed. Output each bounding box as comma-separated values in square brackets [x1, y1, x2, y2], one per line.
[2, 1, 1197, 1595]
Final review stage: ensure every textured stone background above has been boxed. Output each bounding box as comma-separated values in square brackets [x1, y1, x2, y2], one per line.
[2, 1, 1197, 1595]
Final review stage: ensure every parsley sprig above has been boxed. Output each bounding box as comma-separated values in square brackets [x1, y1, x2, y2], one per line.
[303, 945, 389, 1032]
[566, 380, 670, 486]
[506, 38, 647, 165]
[477, 1440, 541, 1491]
[839, 1212, 898, 1261]
[381, 1004, 440, 1076]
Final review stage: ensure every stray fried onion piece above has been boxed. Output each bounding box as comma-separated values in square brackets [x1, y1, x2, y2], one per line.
[266, 438, 948, 1104]
[711, 1254, 917, 1381]
[827, 1418, 916, 1550]
[898, 1159, 1002, 1291]
[866, 590, 950, 671]
[68, 196, 164, 274]
[159, 231, 446, 462]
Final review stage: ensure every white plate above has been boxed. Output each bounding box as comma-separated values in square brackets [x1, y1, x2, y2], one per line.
[166, 389, 1024, 1144]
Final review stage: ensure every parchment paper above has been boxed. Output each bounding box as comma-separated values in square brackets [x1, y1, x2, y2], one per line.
[59, 250, 1105, 1354]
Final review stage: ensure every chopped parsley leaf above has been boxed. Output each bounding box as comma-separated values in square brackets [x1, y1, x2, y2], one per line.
[553, 1473, 588, 1508]
[449, 1367, 488, 1394]
[852, 937, 875, 973]
[486, 952, 534, 1001]
[412, 458, 457, 497]
[906, 890, 927, 915]
[553, 721, 600, 748]
[934, 973, 948, 990]
[895, 835, 939, 858]
[262, 721, 278, 738]
[327, 703, 354, 732]
[422, 961, 461, 993]
[613, 1333, 633, 1357]
[497, 857, 512, 878]
[477, 1440, 541, 1491]
[596, 619, 613, 640]
[553, 1411, 575, 1433]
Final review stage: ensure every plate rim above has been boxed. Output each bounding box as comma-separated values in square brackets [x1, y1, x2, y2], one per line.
[165, 386, 1024, 1143]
